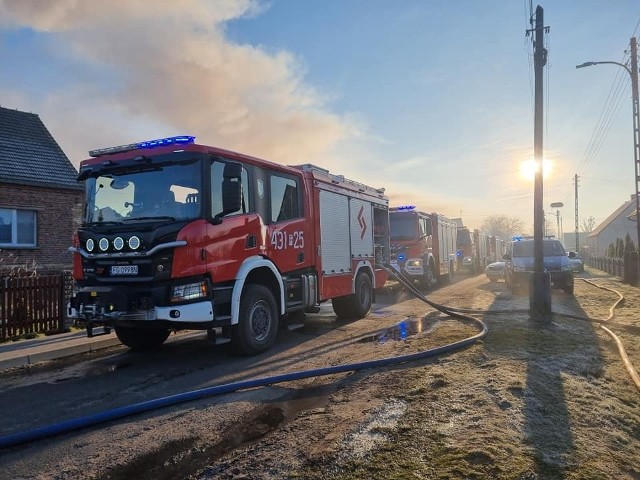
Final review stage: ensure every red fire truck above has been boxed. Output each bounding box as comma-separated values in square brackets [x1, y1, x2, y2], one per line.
[388, 206, 457, 287]
[68, 136, 390, 355]
[456, 226, 476, 273]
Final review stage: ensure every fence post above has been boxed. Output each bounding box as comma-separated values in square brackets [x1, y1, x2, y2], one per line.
[57, 273, 65, 333]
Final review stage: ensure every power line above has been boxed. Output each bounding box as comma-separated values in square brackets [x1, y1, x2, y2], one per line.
[577, 54, 629, 176]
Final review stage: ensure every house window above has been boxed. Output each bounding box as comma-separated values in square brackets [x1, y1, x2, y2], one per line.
[0, 208, 37, 247]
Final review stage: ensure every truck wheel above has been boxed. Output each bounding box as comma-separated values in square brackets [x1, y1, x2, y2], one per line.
[232, 284, 279, 355]
[115, 327, 170, 351]
[332, 272, 373, 320]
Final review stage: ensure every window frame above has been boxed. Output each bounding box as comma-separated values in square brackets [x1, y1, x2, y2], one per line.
[209, 158, 252, 219]
[268, 172, 302, 224]
[0, 208, 37, 248]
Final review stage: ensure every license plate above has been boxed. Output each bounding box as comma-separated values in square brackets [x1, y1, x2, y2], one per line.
[110, 265, 138, 275]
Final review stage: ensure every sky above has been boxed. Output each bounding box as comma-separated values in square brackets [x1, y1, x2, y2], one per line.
[0, 0, 639, 235]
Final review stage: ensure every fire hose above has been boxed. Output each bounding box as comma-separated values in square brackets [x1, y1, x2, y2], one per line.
[0, 266, 486, 449]
[1, 267, 636, 449]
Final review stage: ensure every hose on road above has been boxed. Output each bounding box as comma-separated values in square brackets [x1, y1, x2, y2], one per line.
[0, 267, 487, 450]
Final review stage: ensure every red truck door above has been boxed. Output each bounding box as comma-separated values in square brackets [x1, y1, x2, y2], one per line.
[264, 172, 312, 272]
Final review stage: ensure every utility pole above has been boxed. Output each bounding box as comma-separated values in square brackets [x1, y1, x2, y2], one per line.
[631, 37, 640, 285]
[528, 5, 551, 321]
[574, 173, 579, 252]
[576, 37, 640, 284]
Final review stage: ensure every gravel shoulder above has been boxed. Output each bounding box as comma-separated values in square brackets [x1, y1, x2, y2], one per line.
[1, 268, 639, 480]
[198, 269, 640, 480]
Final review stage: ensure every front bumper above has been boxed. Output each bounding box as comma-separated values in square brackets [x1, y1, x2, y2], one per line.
[390, 259, 424, 277]
[68, 281, 217, 329]
[69, 300, 214, 324]
[510, 270, 573, 288]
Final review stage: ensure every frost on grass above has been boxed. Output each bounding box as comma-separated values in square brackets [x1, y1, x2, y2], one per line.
[338, 399, 407, 460]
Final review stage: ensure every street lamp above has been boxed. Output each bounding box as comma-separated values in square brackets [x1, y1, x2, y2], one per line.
[576, 37, 640, 285]
[550, 202, 564, 240]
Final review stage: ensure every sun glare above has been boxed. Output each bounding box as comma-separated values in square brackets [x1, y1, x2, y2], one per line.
[519, 159, 552, 181]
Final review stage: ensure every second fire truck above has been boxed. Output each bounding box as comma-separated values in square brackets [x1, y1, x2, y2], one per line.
[388, 206, 457, 287]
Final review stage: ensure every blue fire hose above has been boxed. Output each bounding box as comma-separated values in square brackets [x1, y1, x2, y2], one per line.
[0, 266, 487, 449]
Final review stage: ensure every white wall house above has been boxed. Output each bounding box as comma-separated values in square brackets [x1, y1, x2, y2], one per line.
[587, 194, 639, 256]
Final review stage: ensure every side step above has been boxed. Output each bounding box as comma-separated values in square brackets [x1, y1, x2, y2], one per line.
[206, 327, 231, 345]
[86, 324, 111, 338]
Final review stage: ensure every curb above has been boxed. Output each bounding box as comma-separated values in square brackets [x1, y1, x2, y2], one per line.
[0, 334, 122, 371]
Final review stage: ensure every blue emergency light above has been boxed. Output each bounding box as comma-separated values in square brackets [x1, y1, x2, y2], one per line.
[89, 135, 196, 157]
[136, 135, 195, 148]
[395, 205, 416, 211]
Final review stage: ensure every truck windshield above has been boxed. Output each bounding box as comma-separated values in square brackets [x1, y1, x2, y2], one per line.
[457, 229, 472, 245]
[390, 214, 417, 241]
[84, 160, 202, 224]
[512, 240, 566, 258]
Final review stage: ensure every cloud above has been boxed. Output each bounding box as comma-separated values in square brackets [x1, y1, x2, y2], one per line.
[0, 0, 359, 166]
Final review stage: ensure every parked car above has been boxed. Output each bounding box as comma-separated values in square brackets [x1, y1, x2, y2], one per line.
[567, 251, 584, 273]
[503, 237, 574, 294]
[485, 261, 505, 282]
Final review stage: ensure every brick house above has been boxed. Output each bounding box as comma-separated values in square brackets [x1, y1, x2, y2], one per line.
[0, 107, 83, 272]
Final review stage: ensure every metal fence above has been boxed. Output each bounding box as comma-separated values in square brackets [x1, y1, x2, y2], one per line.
[586, 252, 638, 285]
[0, 274, 66, 340]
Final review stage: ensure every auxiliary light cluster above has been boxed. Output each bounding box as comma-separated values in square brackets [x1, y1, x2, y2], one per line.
[85, 236, 141, 253]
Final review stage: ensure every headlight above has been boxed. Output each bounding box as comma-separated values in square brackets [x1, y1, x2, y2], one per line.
[86, 238, 95, 252]
[128, 236, 141, 250]
[406, 259, 422, 267]
[170, 281, 208, 303]
[99, 237, 109, 252]
[113, 237, 124, 251]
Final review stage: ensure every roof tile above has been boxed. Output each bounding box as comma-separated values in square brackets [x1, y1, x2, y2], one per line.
[0, 107, 83, 190]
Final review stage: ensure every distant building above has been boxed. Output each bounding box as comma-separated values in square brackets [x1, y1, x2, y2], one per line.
[0, 106, 83, 272]
[563, 232, 589, 252]
[587, 194, 639, 256]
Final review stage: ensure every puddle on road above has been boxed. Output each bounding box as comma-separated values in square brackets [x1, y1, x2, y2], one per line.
[357, 317, 438, 344]
[101, 385, 334, 480]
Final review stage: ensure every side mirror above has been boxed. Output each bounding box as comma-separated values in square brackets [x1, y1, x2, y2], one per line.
[213, 161, 243, 224]
[568, 251, 576, 258]
[222, 161, 243, 211]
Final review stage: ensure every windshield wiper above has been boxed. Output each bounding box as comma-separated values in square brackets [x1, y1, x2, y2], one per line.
[123, 216, 176, 222]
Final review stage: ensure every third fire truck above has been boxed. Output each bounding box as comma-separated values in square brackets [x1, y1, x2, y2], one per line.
[68, 136, 390, 355]
[388, 206, 457, 287]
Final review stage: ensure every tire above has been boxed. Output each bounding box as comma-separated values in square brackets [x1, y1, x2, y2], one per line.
[115, 327, 170, 351]
[332, 272, 373, 320]
[232, 284, 279, 355]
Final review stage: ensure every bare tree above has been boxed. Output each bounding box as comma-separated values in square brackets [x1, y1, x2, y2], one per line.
[581, 216, 596, 233]
[481, 215, 524, 240]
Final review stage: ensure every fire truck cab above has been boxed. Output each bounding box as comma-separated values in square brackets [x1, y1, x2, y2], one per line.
[68, 136, 390, 355]
[388, 206, 457, 287]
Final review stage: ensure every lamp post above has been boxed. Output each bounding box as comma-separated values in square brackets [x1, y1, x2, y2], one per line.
[577, 36, 640, 285]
